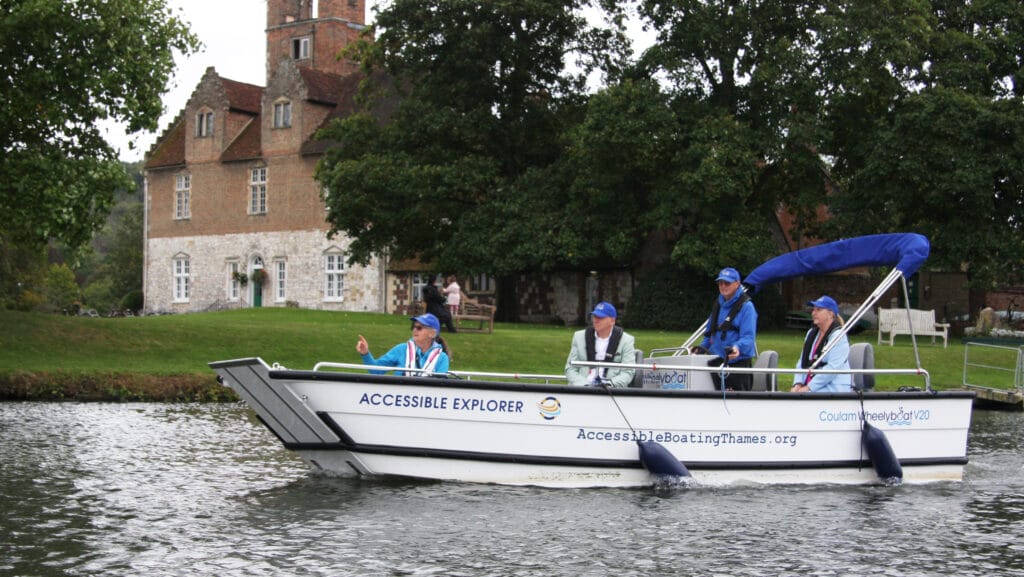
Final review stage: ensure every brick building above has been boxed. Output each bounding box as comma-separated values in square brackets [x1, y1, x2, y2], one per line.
[140, 0, 632, 324]
[142, 0, 385, 314]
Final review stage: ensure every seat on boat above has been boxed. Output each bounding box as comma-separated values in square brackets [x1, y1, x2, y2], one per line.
[751, 350, 778, 391]
[849, 342, 876, 391]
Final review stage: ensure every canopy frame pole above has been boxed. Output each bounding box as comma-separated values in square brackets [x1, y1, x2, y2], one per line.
[807, 268, 931, 392]
[676, 320, 709, 357]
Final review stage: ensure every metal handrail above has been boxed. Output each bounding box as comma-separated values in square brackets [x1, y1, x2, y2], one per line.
[313, 361, 436, 375]
[649, 346, 691, 357]
[449, 370, 566, 382]
[310, 359, 932, 388]
[962, 342, 1024, 391]
[571, 360, 931, 389]
[312, 361, 566, 383]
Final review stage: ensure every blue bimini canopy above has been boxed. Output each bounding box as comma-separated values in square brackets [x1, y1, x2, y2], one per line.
[744, 233, 930, 294]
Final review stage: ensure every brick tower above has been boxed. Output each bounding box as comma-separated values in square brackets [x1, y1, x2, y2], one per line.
[266, 0, 366, 78]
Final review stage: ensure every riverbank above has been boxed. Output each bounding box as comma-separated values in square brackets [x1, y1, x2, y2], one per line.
[0, 371, 232, 402]
[1, 308, 975, 401]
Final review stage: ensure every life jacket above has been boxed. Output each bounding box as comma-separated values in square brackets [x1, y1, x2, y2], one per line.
[404, 340, 443, 373]
[585, 325, 624, 363]
[704, 291, 751, 340]
[800, 321, 841, 372]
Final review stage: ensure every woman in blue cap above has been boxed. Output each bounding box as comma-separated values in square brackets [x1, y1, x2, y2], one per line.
[792, 295, 851, 392]
[356, 313, 450, 376]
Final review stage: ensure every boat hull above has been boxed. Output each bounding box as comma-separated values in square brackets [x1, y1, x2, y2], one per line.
[211, 357, 973, 488]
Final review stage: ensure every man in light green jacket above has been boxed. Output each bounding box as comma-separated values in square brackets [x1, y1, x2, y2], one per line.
[564, 302, 636, 388]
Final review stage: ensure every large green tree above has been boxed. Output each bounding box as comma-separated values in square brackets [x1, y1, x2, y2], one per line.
[627, 0, 834, 272]
[822, 0, 1024, 287]
[320, 0, 1022, 289]
[0, 0, 198, 255]
[630, 0, 1023, 284]
[317, 0, 631, 275]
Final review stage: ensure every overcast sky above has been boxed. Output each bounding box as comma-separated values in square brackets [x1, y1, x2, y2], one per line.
[100, 0, 292, 161]
[101, 0, 651, 162]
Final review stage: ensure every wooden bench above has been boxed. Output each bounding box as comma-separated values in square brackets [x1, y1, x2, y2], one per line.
[877, 308, 950, 347]
[455, 301, 496, 334]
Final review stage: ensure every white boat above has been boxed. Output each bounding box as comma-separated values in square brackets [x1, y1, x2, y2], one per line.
[210, 234, 974, 487]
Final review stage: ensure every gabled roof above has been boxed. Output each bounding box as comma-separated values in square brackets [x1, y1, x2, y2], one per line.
[221, 114, 263, 163]
[222, 77, 263, 114]
[299, 67, 346, 105]
[144, 68, 263, 169]
[144, 117, 186, 169]
[145, 64, 398, 167]
[301, 69, 397, 155]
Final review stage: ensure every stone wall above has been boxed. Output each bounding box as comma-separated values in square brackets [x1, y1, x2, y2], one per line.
[144, 230, 383, 314]
[515, 270, 633, 326]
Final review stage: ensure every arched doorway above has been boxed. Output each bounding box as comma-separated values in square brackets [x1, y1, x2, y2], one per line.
[251, 256, 265, 308]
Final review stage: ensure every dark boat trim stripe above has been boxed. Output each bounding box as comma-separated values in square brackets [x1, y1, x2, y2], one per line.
[283, 439, 968, 471]
[292, 411, 967, 472]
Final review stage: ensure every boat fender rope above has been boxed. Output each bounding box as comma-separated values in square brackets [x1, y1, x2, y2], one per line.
[600, 382, 690, 479]
[718, 363, 731, 415]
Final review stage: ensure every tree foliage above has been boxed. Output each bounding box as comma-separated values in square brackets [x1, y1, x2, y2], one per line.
[820, 0, 1024, 287]
[0, 0, 198, 254]
[317, 0, 632, 274]
[320, 0, 1023, 289]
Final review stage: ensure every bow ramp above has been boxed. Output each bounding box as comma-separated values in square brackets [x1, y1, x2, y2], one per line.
[212, 357, 341, 445]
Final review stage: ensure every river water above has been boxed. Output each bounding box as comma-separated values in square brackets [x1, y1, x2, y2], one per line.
[1, 402, 1022, 577]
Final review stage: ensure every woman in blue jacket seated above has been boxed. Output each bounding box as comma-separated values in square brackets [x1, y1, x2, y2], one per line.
[792, 295, 851, 393]
[356, 313, 450, 376]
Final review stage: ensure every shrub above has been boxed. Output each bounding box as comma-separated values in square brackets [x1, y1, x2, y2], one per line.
[624, 262, 788, 331]
[41, 264, 80, 313]
[83, 277, 117, 313]
[120, 290, 143, 313]
[750, 284, 788, 330]
[18, 289, 46, 312]
[624, 263, 717, 330]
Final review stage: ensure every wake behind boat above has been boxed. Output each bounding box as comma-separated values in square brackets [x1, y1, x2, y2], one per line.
[210, 233, 974, 488]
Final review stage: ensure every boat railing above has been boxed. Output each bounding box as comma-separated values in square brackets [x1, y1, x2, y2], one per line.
[649, 346, 692, 357]
[571, 360, 932, 390]
[448, 370, 567, 383]
[962, 341, 1024, 392]
[313, 361, 431, 374]
[311, 361, 567, 384]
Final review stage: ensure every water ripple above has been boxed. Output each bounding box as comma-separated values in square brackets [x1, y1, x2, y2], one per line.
[1, 403, 1022, 577]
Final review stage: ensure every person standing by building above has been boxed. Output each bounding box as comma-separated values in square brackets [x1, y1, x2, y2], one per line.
[443, 275, 461, 318]
[695, 267, 758, 391]
[564, 302, 636, 387]
[423, 276, 457, 333]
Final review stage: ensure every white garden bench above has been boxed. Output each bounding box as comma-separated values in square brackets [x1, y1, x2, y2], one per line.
[877, 308, 950, 348]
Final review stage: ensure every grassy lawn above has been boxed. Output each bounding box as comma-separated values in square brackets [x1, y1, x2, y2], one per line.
[0, 308, 989, 395]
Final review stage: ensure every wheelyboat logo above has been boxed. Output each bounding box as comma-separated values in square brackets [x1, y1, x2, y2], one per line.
[538, 396, 561, 420]
[818, 406, 930, 427]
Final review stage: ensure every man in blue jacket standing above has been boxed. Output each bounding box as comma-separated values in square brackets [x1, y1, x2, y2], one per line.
[696, 267, 758, 391]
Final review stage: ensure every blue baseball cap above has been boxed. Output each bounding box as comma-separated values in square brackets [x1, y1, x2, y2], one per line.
[807, 295, 839, 315]
[591, 301, 617, 319]
[716, 267, 741, 283]
[410, 313, 441, 332]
